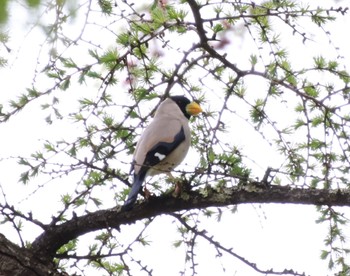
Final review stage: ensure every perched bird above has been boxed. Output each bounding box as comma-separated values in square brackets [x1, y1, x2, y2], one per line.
[122, 95, 202, 211]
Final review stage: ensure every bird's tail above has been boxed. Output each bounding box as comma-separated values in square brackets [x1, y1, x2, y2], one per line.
[121, 174, 144, 211]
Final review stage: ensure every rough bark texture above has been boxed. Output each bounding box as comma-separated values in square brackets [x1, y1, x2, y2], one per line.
[2, 184, 350, 275]
[0, 234, 63, 276]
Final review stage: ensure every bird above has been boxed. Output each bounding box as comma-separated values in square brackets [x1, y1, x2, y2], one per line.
[122, 95, 203, 211]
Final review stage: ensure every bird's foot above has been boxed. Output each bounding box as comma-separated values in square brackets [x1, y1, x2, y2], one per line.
[172, 181, 182, 197]
[143, 186, 152, 200]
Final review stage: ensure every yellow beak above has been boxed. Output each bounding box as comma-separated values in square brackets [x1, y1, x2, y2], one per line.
[186, 102, 203, 116]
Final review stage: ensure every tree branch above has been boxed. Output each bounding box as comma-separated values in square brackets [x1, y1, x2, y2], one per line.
[0, 234, 62, 276]
[186, 0, 244, 76]
[171, 213, 305, 276]
[31, 184, 350, 258]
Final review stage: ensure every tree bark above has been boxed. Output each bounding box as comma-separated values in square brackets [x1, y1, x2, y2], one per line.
[0, 234, 62, 276]
[31, 184, 350, 257]
[2, 184, 350, 275]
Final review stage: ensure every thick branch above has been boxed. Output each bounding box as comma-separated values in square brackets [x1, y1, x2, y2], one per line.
[31, 184, 350, 258]
[0, 234, 61, 276]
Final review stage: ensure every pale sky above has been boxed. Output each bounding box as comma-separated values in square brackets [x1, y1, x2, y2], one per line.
[1, 0, 349, 275]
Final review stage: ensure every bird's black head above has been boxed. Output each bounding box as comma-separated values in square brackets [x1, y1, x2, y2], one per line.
[170, 95, 192, 119]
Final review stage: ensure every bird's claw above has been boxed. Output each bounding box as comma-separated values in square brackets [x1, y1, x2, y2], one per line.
[143, 186, 152, 199]
[172, 181, 182, 197]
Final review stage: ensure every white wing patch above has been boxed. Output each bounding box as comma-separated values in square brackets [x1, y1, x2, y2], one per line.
[154, 152, 166, 161]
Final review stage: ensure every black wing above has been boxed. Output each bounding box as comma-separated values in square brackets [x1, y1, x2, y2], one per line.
[143, 125, 185, 168]
[123, 126, 185, 211]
